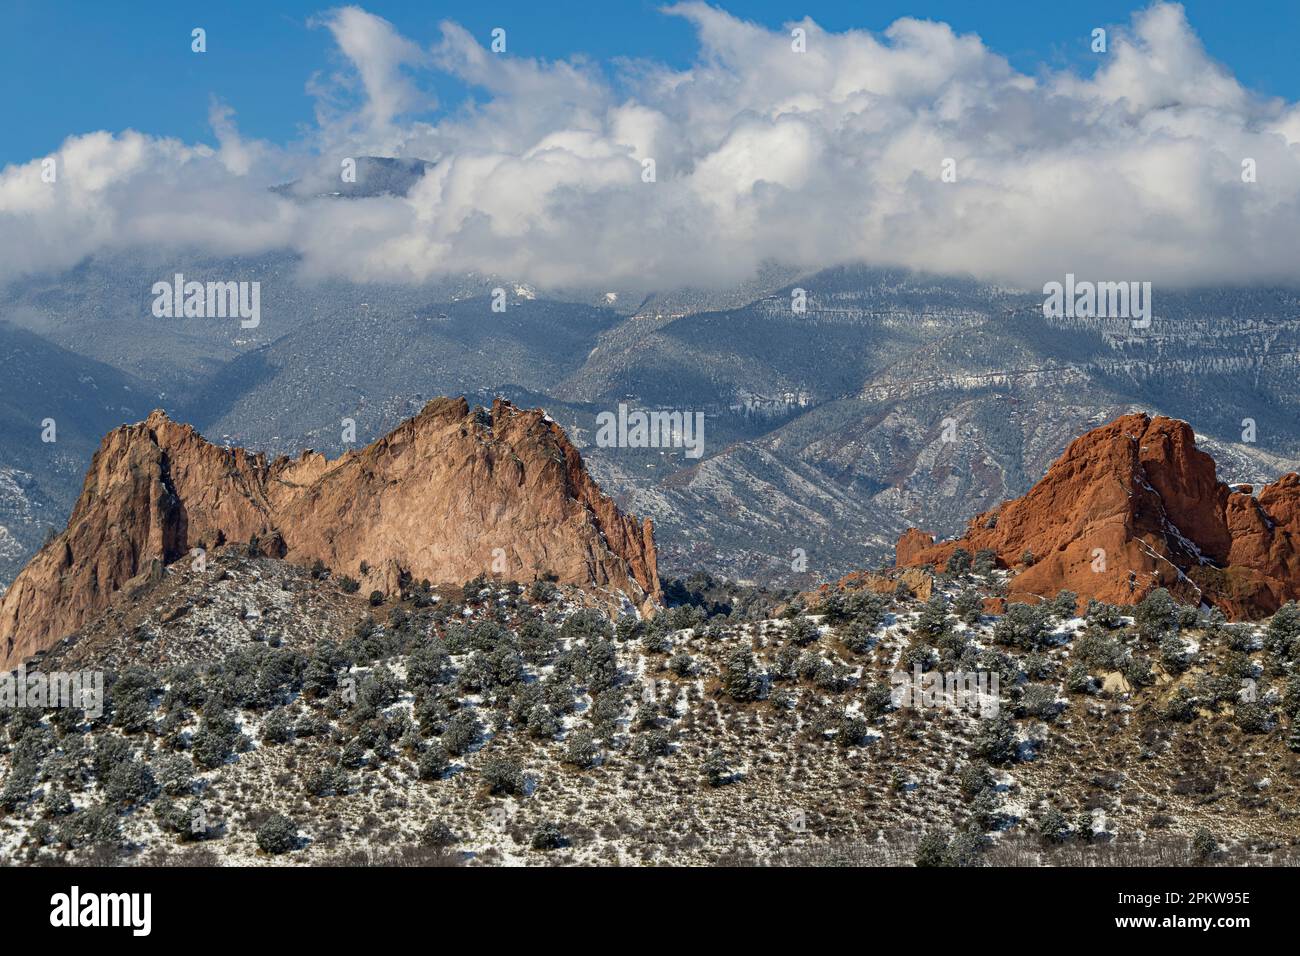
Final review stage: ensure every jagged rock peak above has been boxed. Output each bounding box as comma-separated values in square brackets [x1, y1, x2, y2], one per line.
[896, 412, 1300, 620]
[0, 398, 660, 668]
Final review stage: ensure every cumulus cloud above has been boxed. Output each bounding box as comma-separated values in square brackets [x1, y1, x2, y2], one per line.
[2, 2, 1299, 292]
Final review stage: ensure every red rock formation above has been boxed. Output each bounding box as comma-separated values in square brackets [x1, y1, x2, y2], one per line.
[895, 413, 1300, 619]
[0, 398, 660, 667]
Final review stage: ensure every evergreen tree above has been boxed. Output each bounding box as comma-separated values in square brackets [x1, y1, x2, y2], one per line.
[721, 650, 762, 701]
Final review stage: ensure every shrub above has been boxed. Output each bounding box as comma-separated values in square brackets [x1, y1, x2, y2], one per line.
[563, 729, 599, 769]
[789, 617, 820, 646]
[642, 629, 673, 655]
[1073, 628, 1122, 670]
[1266, 602, 1300, 664]
[1197, 674, 1239, 707]
[303, 765, 348, 797]
[862, 682, 893, 716]
[191, 707, 242, 769]
[702, 749, 730, 787]
[1191, 828, 1217, 863]
[635, 729, 671, 759]
[972, 549, 998, 574]
[954, 588, 983, 625]
[559, 609, 613, 643]
[1017, 683, 1060, 720]
[103, 757, 154, 807]
[1159, 634, 1192, 673]
[1050, 590, 1079, 619]
[1060, 660, 1092, 691]
[82, 804, 122, 848]
[44, 788, 74, 817]
[817, 592, 850, 625]
[1085, 600, 1125, 629]
[525, 704, 561, 740]
[155, 797, 208, 842]
[846, 590, 888, 626]
[632, 702, 659, 731]
[841, 619, 876, 654]
[528, 580, 557, 603]
[421, 821, 456, 848]
[574, 639, 619, 693]
[973, 713, 1018, 764]
[461, 575, 488, 604]
[407, 641, 451, 689]
[839, 715, 870, 747]
[0, 767, 34, 812]
[614, 615, 644, 642]
[109, 667, 157, 733]
[993, 603, 1051, 650]
[1037, 808, 1069, 844]
[1235, 700, 1271, 734]
[668, 651, 695, 676]
[480, 754, 524, 795]
[531, 823, 565, 851]
[518, 619, 559, 664]
[418, 743, 450, 781]
[1220, 650, 1255, 681]
[915, 597, 952, 639]
[261, 708, 293, 745]
[946, 826, 986, 867]
[590, 689, 625, 737]
[1135, 588, 1177, 636]
[443, 712, 481, 756]
[914, 831, 949, 867]
[1075, 811, 1095, 844]
[1162, 686, 1197, 722]
[255, 813, 298, 854]
[1121, 653, 1155, 687]
[958, 763, 994, 800]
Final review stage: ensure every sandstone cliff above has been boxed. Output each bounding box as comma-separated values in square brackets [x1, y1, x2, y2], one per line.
[0, 398, 660, 667]
[896, 412, 1300, 619]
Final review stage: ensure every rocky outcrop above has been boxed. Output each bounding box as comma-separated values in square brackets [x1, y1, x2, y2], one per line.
[895, 412, 1300, 619]
[0, 398, 660, 667]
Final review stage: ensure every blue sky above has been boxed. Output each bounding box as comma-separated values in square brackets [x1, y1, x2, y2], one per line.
[4, 0, 1299, 166]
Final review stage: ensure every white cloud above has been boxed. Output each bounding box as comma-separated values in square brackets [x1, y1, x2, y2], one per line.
[309, 5, 434, 153]
[2, 2, 1299, 292]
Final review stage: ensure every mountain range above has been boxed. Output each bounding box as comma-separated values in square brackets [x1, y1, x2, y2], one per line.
[4, 248, 1299, 596]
